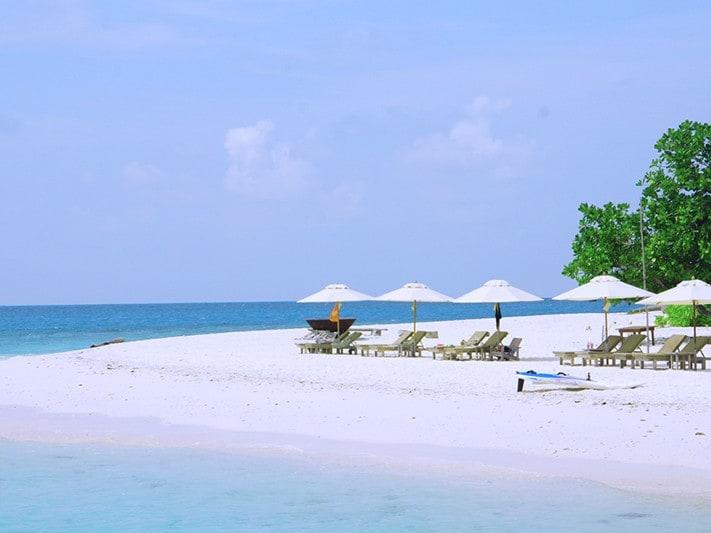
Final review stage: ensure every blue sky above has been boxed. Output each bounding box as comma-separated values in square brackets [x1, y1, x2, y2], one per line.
[1, 1, 710, 304]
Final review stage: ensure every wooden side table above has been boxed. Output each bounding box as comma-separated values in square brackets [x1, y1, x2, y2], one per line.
[618, 325, 655, 345]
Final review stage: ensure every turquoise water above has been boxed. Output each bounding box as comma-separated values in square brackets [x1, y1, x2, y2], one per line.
[0, 300, 635, 356]
[0, 441, 708, 532]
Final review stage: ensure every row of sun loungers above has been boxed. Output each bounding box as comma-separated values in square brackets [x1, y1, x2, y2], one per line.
[297, 329, 523, 360]
[299, 328, 708, 370]
[555, 334, 710, 370]
[626, 335, 709, 370]
[426, 331, 521, 361]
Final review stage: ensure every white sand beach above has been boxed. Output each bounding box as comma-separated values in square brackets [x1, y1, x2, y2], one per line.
[1, 312, 709, 497]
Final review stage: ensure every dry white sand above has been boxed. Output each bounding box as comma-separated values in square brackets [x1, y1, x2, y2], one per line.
[1, 312, 709, 496]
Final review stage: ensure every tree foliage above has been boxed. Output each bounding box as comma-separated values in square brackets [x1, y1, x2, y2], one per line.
[640, 120, 711, 290]
[655, 305, 711, 327]
[563, 120, 710, 292]
[561, 203, 641, 285]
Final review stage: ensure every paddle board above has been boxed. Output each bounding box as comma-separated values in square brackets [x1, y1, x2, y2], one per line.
[516, 370, 643, 391]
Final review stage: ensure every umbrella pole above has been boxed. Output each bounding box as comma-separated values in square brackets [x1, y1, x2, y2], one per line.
[693, 300, 697, 341]
[644, 305, 650, 352]
[604, 297, 609, 340]
[413, 300, 417, 332]
[337, 301, 341, 336]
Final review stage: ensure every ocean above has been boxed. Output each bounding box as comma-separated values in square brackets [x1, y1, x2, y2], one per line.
[0, 441, 708, 532]
[0, 299, 635, 356]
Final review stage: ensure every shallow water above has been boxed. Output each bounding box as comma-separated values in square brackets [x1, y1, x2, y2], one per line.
[0, 299, 636, 355]
[0, 441, 708, 532]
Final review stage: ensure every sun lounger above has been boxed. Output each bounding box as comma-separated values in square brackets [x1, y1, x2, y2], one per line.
[441, 331, 509, 361]
[690, 336, 711, 370]
[689, 336, 711, 370]
[467, 330, 489, 345]
[357, 331, 413, 357]
[399, 331, 429, 357]
[582, 334, 645, 366]
[659, 336, 711, 370]
[297, 331, 347, 354]
[491, 338, 522, 361]
[554, 335, 622, 366]
[331, 331, 363, 354]
[621, 334, 686, 369]
[426, 330, 489, 360]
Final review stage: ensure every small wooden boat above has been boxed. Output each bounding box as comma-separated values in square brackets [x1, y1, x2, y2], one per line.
[306, 318, 356, 333]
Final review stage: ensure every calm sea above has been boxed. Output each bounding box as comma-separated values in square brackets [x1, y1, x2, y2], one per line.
[0, 300, 635, 356]
[1, 441, 708, 532]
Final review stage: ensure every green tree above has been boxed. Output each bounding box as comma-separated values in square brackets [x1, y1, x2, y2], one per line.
[562, 202, 641, 286]
[563, 120, 710, 292]
[639, 120, 711, 290]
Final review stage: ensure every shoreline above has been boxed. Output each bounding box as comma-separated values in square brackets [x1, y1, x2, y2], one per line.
[2, 406, 709, 499]
[1, 312, 709, 500]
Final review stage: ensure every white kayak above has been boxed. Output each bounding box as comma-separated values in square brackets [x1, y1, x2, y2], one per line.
[516, 370, 643, 391]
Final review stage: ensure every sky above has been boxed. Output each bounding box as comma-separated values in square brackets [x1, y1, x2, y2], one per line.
[1, 1, 710, 305]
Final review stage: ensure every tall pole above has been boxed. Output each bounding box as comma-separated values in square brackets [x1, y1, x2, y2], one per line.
[335, 301, 341, 336]
[413, 300, 417, 332]
[640, 199, 650, 352]
[693, 300, 697, 341]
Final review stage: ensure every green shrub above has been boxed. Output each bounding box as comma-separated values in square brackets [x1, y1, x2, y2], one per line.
[655, 305, 711, 327]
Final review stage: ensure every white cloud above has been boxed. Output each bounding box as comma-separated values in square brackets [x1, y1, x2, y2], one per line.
[407, 96, 536, 177]
[223, 120, 311, 201]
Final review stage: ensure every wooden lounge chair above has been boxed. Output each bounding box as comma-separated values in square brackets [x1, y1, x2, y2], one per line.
[688, 336, 711, 370]
[554, 335, 622, 366]
[491, 338, 522, 361]
[400, 331, 429, 357]
[426, 330, 489, 360]
[442, 331, 508, 361]
[296, 331, 349, 353]
[692, 336, 710, 370]
[660, 336, 711, 370]
[461, 330, 489, 347]
[297, 331, 347, 354]
[357, 331, 413, 357]
[582, 334, 645, 366]
[331, 331, 363, 354]
[622, 334, 686, 369]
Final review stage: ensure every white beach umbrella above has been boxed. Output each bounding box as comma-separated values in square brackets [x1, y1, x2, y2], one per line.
[454, 279, 542, 330]
[637, 279, 711, 340]
[298, 283, 373, 333]
[298, 283, 373, 303]
[376, 282, 452, 332]
[553, 275, 654, 338]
